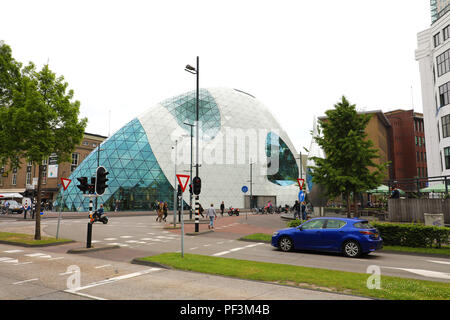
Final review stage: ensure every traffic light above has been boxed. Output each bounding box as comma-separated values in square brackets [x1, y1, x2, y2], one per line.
[177, 184, 182, 197]
[77, 177, 89, 194]
[95, 166, 109, 196]
[193, 176, 201, 195]
[88, 177, 96, 194]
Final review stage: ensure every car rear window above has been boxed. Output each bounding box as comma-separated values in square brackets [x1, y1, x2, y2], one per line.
[353, 221, 374, 229]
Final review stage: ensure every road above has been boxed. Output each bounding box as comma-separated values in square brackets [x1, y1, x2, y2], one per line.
[0, 213, 449, 300]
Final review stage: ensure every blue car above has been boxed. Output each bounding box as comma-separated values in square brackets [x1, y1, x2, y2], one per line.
[271, 217, 383, 257]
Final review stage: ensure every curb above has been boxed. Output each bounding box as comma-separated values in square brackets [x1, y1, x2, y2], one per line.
[0, 239, 76, 248]
[380, 249, 450, 259]
[185, 230, 214, 236]
[131, 258, 172, 269]
[67, 244, 121, 254]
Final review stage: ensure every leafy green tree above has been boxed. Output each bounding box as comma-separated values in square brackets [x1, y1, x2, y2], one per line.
[310, 96, 387, 217]
[0, 42, 87, 239]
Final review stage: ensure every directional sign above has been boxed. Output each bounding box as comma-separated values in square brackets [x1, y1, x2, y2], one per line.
[297, 178, 305, 190]
[61, 178, 72, 191]
[176, 174, 190, 193]
[298, 191, 305, 203]
[242, 186, 248, 193]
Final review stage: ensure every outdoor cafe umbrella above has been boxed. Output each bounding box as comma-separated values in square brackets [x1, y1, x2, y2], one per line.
[419, 183, 447, 193]
[367, 185, 405, 195]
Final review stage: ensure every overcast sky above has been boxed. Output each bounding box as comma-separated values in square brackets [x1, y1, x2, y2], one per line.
[1, 0, 432, 154]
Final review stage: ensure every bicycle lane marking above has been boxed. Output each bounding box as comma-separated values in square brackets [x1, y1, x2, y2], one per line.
[212, 243, 265, 257]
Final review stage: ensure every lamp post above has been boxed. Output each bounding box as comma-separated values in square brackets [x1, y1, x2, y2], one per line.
[172, 140, 178, 227]
[185, 56, 200, 232]
[183, 122, 194, 220]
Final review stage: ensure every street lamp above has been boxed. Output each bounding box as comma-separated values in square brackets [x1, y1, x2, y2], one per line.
[185, 56, 200, 233]
[183, 122, 194, 220]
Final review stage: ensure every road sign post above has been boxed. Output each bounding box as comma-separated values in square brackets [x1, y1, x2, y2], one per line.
[56, 178, 71, 239]
[176, 174, 189, 258]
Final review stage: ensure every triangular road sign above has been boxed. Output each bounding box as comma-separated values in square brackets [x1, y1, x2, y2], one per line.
[176, 174, 190, 193]
[297, 178, 305, 190]
[61, 178, 72, 191]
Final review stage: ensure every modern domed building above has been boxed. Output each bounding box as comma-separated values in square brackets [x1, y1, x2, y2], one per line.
[56, 88, 300, 211]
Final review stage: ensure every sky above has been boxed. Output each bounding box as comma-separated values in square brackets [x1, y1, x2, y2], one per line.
[1, 0, 432, 154]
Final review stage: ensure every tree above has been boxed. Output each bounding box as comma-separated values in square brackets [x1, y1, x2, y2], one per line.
[0, 42, 87, 239]
[309, 96, 386, 217]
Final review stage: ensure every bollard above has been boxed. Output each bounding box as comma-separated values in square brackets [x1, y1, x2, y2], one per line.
[86, 222, 92, 248]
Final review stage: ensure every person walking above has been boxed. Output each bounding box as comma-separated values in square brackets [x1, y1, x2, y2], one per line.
[220, 201, 225, 217]
[199, 203, 205, 218]
[206, 203, 217, 230]
[293, 200, 300, 220]
[163, 202, 168, 222]
[301, 201, 306, 220]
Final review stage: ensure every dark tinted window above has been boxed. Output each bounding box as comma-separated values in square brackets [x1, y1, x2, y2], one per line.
[353, 221, 374, 229]
[325, 219, 346, 229]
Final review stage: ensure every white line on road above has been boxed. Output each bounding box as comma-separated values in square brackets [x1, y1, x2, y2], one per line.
[382, 266, 450, 280]
[3, 250, 24, 253]
[24, 253, 46, 257]
[13, 278, 39, 285]
[427, 260, 450, 265]
[104, 238, 118, 241]
[65, 268, 161, 294]
[48, 257, 64, 261]
[94, 264, 112, 269]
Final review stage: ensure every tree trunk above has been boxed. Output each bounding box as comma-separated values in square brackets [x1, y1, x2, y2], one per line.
[346, 192, 351, 218]
[353, 192, 358, 218]
[34, 164, 42, 240]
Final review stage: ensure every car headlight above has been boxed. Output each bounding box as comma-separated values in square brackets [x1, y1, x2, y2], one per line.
[272, 232, 279, 236]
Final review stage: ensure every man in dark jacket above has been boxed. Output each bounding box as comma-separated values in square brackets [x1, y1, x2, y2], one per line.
[293, 200, 300, 220]
[220, 201, 225, 217]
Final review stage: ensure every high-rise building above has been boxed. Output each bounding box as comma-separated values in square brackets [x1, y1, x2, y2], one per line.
[416, 4, 450, 178]
[431, 0, 450, 24]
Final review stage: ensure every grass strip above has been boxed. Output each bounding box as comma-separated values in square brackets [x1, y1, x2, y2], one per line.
[138, 253, 449, 300]
[240, 233, 272, 242]
[0, 232, 72, 245]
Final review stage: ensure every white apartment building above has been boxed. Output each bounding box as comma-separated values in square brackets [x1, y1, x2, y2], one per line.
[416, 4, 450, 178]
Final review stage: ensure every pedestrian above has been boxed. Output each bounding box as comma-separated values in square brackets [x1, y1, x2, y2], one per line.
[220, 201, 225, 217]
[293, 200, 300, 220]
[156, 202, 164, 222]
[23, 202, 30, 220]
[391, 186, 400, 199]
[301, 201, 306, 220]
[199, 203, 205, 218]
[163, 202, 168, 222]
[115, 200, 120, 212]
[206, 203, 217, 229]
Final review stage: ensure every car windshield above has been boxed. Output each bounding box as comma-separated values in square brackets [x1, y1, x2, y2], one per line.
[353, 221, 374, 229]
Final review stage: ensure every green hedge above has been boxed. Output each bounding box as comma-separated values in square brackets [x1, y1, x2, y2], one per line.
[372, 222, 450, 248]
[287, 219, 304, 228]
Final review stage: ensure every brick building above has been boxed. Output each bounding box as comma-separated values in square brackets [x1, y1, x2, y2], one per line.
[0, 133, 107, 204]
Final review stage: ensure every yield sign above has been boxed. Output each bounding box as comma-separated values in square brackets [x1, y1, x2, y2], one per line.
[297, 178, 305, 190]
[176, 174, 190, 193]
[61, 178, 72, 191]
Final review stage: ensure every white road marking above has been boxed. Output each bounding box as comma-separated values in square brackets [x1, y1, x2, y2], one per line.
[13, 278, 39, 285]
[14, 262, 32, 266]
[125, 240, 139, 243]
[0, 257, 14, 262]
[65, 268, 161, 294]
[212, 243, 264, 257]
[91, 240, 101, 243]
[24, 253, 46, 257]
[190, 247, 198, 250]
[37, 255, 52, 259]
[427, 260, 450, 265]
[48, 257, 64, 261]
[382, 267, 450, 280]
[120, 236, 133, 238]
[3, 250, 24, 253]
[94, 264, 112, 269]
[104, 238, 117, 241]
[2, 259, 19, 264]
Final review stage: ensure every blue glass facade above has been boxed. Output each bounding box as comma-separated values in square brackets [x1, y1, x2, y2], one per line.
[266, 132, 299, 186]
[56, 118, 177, 211]
[160, 89, 221, 141]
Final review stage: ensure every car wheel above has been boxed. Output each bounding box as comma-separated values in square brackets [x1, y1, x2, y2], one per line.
[343, 240, 361, 258]
[278, 236, 293, 252]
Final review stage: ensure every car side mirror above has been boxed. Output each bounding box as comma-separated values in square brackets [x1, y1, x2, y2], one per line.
[298, 226, 303, 231]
